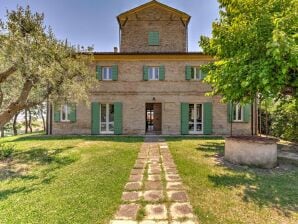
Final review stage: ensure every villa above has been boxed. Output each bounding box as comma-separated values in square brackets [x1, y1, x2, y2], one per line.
[50, 0, 253, 136]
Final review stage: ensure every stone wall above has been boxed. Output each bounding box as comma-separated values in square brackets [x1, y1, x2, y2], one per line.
[120, 6, 187, 53]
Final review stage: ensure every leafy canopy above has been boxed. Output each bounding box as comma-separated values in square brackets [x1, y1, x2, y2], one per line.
[0, 6, 95, 127]
[200, 0, 297, 103]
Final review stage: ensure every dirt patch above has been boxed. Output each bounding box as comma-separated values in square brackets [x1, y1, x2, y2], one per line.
[0, 159, 31, 179]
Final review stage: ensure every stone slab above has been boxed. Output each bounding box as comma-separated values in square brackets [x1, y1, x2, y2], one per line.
[124, 182, 142, 191]
[167, 191, 188, 202]
[115, 204, 140, 220]
[170, 203, 194, 219]
[121, 191, 142, 202]
[143, 190, 164, 202]
[145, 204, 168, 220]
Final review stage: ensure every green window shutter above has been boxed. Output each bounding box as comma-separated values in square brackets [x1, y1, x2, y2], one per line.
[181, 103, 189, 135]
[143, 66, 149, 81]
[68, 104, 77, 122]
[227, 102, 233, 123]
[148, 31, 159, 46]
[159, 65, 165, 80]
[96, 65, 102, 80]
[112, 65, 118, 81]
[54, 105, 61, 122]
[91, 102, 100, 135]
[203, 102, 213, 135]
[185, 66, 192, 80]
[114, 102, 123, 135]
[243, 104, 251, 123]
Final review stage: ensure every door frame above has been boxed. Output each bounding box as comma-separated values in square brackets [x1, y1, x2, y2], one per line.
[145, 103, 162, 134]
[189, 103, 204, 134]
[100, 103, 114, 134]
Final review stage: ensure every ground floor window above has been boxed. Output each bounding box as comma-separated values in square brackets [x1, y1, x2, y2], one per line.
[100, 104, 114, 134]
[233, 104, 243, 122]
[189, 104, 203, 134]
[61, 104, 70, 122]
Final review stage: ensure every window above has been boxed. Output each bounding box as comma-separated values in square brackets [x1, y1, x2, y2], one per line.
[148, 31, 160, 46]
[191, 67, 203, 80]
[233, 104, 243, 121]
[61, 104, 70, 122]
[100, 104, 114, 134]
[148, 67, 160, 80]
[102, 67, 112, 80]
[189, 104, 203, 134]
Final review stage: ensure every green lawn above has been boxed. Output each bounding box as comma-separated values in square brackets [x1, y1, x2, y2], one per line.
[166, 137, 298, 224]
[0, 134, 143, 224]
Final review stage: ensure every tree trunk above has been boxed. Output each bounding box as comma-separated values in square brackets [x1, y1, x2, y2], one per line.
[28, 109, 33, 133]
[259, 99, 262, 135]
[13, 113, 19, 136]
[40, 106, 46, 132]
[255, 98, 258, 135]
[0, 126, 4, 137]
[265, 107, 268, 136]
[251, 100, 254, 136]
[25, 109, 28, 134]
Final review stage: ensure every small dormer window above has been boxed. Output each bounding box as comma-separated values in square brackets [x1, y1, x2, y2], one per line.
[148, 32, 160, 46]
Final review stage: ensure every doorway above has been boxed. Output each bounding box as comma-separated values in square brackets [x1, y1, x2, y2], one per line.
[145, 103, 162, 134]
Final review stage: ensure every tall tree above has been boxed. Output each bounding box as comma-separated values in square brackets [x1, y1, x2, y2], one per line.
[200, 0, 297, 104]
[0, 6, 94, 129]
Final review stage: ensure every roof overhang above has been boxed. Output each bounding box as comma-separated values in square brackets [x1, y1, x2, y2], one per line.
[117, 0, 191, 28]
[90, 52, 213, 61]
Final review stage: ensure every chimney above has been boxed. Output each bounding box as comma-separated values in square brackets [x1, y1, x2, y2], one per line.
[114, 47, 118, 53]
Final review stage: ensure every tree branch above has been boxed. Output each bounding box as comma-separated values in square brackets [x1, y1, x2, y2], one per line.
[0, 78, 33, 127]
[0, 86, 3, 109]
[0, 66, 17, 83]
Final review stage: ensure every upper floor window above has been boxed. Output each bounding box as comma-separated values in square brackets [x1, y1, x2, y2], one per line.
[148, 31, 160, 46]
[191, 67, 204, 80]
[102, 67, 112, 80]
[61, 104, 70, 122]
[233, 104, 243, 122]
[185, 66, 205, 81]
[148, 67, 160, 80]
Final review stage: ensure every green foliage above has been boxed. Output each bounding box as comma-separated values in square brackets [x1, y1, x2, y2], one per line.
[270, 97, 298, 142]
[0, 143, 15, 159]
[0, 6, 95, 126]
[200, 0, 298, 103]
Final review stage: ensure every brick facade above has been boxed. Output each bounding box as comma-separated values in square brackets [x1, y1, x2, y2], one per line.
[120, 6, 187, 53]
[51, 1, 253, 136]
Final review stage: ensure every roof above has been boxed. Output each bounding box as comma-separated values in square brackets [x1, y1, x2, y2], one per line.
[84, 52, 213, 61]
[117, 0, 191, 28]
[91, 52, 204, 55]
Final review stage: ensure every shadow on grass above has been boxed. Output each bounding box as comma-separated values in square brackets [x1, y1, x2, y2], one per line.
[196, 142, 224, 154]
[208, 169, 298, 214]
[4, 134, 144, 144]
[0, 145, 79, 201]
[0, 187, 35, 200]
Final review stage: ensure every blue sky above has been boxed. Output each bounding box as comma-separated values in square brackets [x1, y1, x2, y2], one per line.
[0, 0, 219, 52]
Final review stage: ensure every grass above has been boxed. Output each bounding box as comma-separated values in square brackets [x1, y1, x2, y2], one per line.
[0, 134, 143, 224]
[166, 137, 298, 224]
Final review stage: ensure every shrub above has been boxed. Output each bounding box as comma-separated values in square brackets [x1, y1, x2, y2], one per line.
[0, 143, 15, 160]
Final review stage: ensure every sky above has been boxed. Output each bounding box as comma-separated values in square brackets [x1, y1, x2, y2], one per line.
[0, 0, 219, 52]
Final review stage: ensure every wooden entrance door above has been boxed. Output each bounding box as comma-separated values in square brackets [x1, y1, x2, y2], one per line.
[146, 103, 162, 134]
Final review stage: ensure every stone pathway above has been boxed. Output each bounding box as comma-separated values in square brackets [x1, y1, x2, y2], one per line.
[110, 137, 198, 224]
